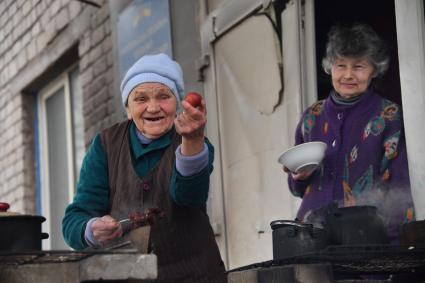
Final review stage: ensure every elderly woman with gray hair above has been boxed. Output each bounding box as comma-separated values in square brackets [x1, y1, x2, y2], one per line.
[62, 53, 226, 282]
[283, 23, 415, 243]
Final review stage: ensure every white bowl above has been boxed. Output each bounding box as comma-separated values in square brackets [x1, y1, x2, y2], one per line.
[278, 141, 327, 173]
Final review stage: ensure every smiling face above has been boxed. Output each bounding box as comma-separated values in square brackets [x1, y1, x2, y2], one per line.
[331, 57, 376, 98]
[125, 82, 177, 139]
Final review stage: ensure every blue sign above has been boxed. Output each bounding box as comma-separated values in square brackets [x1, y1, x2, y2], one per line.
[117, 0, 173, 79]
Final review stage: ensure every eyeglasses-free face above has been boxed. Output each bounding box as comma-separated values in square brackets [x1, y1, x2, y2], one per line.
[126, 82, 177, 140]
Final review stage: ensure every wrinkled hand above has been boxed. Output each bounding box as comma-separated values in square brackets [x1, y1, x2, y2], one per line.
[174, 99, 207, 156]
[175, 100, 206, 139]
[282, 166, 313, 181]
[91, 215, 122, 246]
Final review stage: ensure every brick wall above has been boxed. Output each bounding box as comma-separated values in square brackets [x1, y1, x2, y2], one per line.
[0, 0, 117, 213]
[78, 0, 118, 146]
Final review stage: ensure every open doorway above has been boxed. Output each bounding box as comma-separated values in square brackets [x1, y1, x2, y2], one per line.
[314, 0, 401, 105]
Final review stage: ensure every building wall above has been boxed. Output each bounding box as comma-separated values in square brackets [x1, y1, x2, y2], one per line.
[206, 0, 226, 12]
[78, 1, 118, 146]
[0, 0, 117, 213]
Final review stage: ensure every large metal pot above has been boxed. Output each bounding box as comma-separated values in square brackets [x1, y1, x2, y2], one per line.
[0, 202, 49, 251]
[270, 220, 328, 259]
[399, 220, 425, 246]
[325, 206, 389, 245]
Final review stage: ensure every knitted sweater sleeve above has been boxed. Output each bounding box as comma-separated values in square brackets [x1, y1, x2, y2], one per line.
[170, 138, 214, 207]
[62, 134, 110, 250]
[287, 110, 315, 198]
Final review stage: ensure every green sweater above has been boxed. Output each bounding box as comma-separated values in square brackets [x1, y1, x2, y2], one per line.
[62, 123, 214, 250]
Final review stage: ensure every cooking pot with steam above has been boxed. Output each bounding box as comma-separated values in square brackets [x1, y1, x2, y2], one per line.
[270, 220, 328, 259]
[0, 202, 49, 251]
[325, 205, 389, 245]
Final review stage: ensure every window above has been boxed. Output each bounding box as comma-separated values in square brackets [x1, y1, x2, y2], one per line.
[37, 66, 84, 250]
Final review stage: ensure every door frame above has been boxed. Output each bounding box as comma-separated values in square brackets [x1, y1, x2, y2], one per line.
[394, 0, 425, 219]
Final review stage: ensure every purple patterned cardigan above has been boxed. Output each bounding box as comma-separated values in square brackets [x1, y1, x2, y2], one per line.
[288, 89, 415, 242]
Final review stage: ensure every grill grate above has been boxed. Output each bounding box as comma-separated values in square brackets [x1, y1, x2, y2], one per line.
[228, 245, 425, 275]
[318, 245, 425, 274]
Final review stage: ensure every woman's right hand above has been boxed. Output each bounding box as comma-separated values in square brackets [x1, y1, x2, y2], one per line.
[282, 166, 313, 181]
[91, 215, 122, 246]
[174, 99, 207, 156]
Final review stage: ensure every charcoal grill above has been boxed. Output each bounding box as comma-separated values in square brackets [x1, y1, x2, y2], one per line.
[228, 244, 425, 282]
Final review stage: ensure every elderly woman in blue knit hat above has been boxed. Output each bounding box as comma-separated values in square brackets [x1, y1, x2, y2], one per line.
[62, 53, 226, 281]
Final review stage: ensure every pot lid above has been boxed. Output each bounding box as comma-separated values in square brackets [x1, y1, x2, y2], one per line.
[330, 205, 378, 216]
[0, 202, 46, 221]
[270, 219, 313, 230]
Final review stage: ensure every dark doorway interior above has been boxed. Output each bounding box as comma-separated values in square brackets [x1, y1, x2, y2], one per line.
[314, 0, 401, 105]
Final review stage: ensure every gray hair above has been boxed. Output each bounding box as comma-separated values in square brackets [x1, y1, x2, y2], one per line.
[322, 24, 390, 78]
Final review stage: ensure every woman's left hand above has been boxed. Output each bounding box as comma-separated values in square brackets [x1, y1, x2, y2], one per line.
[282, 165, 313, 181]
[174, 99, 207, 156]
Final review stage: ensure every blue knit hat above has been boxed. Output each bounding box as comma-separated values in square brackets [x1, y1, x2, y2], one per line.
[120, 53, 185, 108]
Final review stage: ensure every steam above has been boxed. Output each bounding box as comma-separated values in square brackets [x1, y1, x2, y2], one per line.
[355, 185, 414, 227]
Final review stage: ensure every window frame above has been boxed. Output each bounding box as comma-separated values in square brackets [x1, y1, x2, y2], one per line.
[37, 67, 76, 250]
